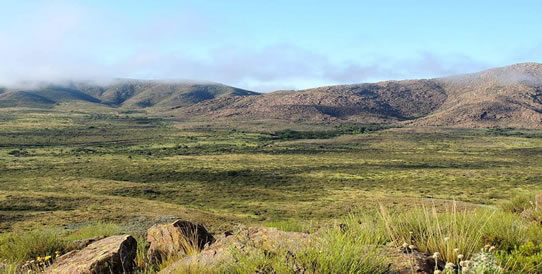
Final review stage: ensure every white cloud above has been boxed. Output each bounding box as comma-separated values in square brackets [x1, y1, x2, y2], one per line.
[0, 2, 495, 92]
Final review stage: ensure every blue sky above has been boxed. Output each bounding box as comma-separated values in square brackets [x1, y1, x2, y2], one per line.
[1, 0, 541, 91]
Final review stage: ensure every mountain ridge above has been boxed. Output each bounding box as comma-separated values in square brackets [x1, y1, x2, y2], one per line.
[1, 63, 542, 128]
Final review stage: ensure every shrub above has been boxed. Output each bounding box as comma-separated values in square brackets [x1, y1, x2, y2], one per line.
[498, 192, 535, 214]
[460, 249, 504, 273]
[496, 241, 542, 273]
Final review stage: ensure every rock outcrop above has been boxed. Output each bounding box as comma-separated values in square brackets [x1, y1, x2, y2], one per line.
[147, 220, 215, 263]
[45, 235, 137, 274]
[159, 226, 311, 273]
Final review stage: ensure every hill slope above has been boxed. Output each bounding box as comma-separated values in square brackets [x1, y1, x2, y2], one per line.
[410, 63, 542, 128]
[82, 80, 259, 108]
[0, 91, 56, 108]
[1, 63, 542, 128]
[0, 81, 259, 109]
[173, 63, 542, 128]
[175, 80, 447, 123]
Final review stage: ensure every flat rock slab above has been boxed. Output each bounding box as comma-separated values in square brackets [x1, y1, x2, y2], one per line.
[45, 235, 137, 274]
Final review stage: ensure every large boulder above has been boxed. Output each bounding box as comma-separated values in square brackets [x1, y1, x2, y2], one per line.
[159, 227, 311, 273]
[147, 220, 215, 263]
[45, 235, 137, 274]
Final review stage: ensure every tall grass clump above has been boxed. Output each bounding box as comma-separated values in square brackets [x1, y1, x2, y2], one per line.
[0, 222, 123, 265]
[379, 201, 542, 273]
[295, 220, 389, 274]
[133, 234, 154, 273]
[219, 215, 389, 274]
[0, 229, 68, 264]
[380, 203, 494, 263]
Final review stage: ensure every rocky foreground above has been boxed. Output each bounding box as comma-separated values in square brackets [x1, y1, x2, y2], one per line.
[40, 220, 437, 274]
[16, 192, 541, 273]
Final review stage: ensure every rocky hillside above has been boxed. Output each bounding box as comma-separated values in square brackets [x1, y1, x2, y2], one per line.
[410, 63, 542, 128]
[175, 63, 542, 128]
[174, 80, 447, 124]
[1, 63, 542, 128]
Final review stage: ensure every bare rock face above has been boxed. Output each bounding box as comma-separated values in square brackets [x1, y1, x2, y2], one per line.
[45, 235, 137, 274]
[147, 220, 215, 263]
[160, 227, 311, 273]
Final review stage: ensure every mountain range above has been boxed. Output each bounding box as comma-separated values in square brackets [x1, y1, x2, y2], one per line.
[1, 63, 542, 128]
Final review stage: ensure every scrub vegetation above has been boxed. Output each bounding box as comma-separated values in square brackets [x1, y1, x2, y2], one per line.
[1, 107, 542, 272]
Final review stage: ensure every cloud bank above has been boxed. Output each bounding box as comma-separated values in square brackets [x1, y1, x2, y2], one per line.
[0, 2, 493, 92]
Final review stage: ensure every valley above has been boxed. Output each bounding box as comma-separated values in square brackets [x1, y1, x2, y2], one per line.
[1, 108, 541, 233]
[2, 64, 542, 273]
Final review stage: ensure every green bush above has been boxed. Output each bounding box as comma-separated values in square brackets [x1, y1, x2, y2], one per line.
[497, 242, 542, 273]
[498, 192, 535, 214]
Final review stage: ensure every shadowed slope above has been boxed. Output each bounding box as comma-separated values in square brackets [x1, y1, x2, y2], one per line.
[0, 91, 56, 108]
[0, 81, 259, 109]
[92, 80, 259, 108]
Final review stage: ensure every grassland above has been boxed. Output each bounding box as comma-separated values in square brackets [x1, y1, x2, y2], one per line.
[1, 106, 542, 234]
[1, 106, 542, 272]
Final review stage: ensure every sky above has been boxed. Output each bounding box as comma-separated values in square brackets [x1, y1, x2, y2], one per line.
[1, 0, 542, 91]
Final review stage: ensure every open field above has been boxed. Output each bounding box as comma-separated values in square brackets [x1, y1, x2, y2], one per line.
[1, 107, 542, 272]
[1, 107, 542, 233]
